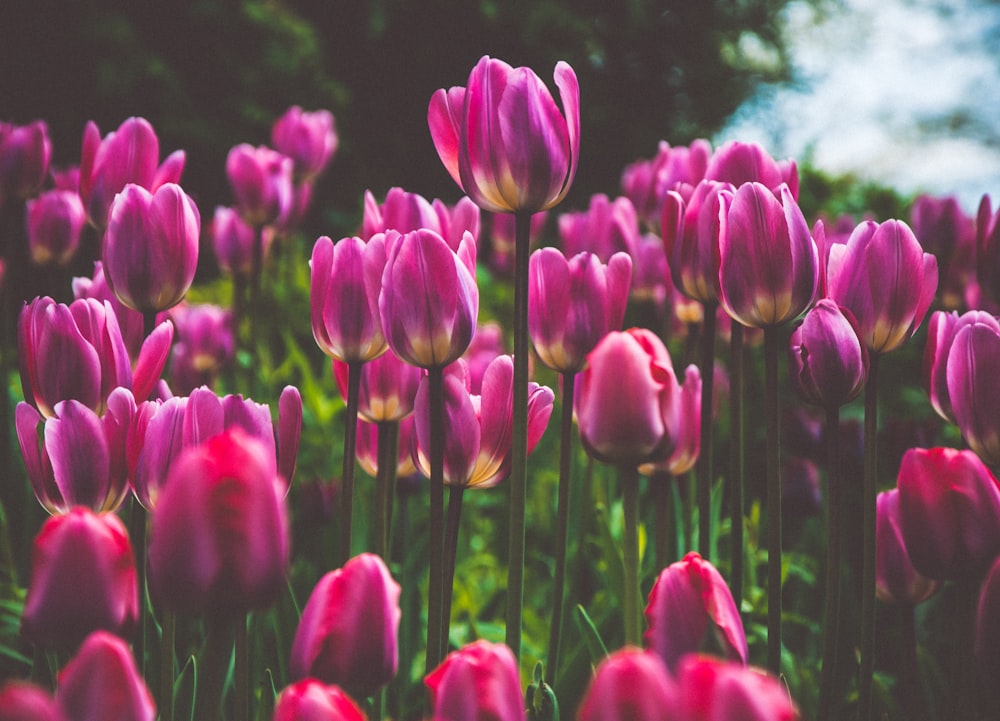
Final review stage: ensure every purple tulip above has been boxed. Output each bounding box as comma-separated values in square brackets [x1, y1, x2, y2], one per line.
[16, 389, 134, 515]
[462, 321, 506, 394]
[827, 219, 938, 353]
[644, 551, 748, 673]
[0, 119, 51, 202]
[923, 310, 961, 424]
[662, 180, 733, 304]
[72, 262, 145, 361]
[79, 116, 184, 229]
[211, 205, 258, 277]
[675, 655, 799, 721]
[559, 194, 641, 265]
[225, 143, 294, 227]
[26, 190, 86, 266]
[379, 228, 479, 369]
[876, 489, 940, 606]
[577, 648, 680, 721]
[428, 55, 580, 214]
[0, 681, 63, 721]
[290, 553, 401, 698]
[897, 447, 1000, 582]
[704, 140, 798, 198]
[332, 350, 422, 424]
[717, 182, 818, 328]
[363, 187, 480, 251]
[55, 631, 155, 721]
[788, 299, 869, 408]
[911, 194, 976, 310]
[356, 415, 417, 479]
[943, 311, 1000, 464]
[21, 509, 137, 651]
[271, 106, 338, 181]
[528, 247, 632, 374]
[620, 138, 712, 227]
[148, 428, 290, 616]
[642, 364, 703, 477]
[311, 233, 389, 364]
[165, 303, 236, 394]
[425, 641, 525, 721]
[977, 194, 1000, 306]
[273, 679, 366, 721]
[413, 356, 553, 488]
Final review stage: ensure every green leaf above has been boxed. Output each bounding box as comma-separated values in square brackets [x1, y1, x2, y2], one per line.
[573, 605, 608, 666]
[174, 654, 197, 721]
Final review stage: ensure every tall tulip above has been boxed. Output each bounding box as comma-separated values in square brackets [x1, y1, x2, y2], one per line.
[273, 680, 366, 721]
[225, 143, 294, 228]
[55, 631, 155, 721]
[943, 311, 1000, 465]
[26, 190, 85, 266]
[271, 106, 338, 182]
[788, 299, 868, 409]
[577, 648, 679, 721]
[425, 641, 524, 721]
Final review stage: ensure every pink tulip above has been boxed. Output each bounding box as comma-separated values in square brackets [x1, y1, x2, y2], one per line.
[0, 119, 51, 202]
[273, 679, 366, 721]
[577, 648, 680, 721]
[788, 299, 869, 408]
[923, 309, 961, 424]
[876, 489, 940, 605]
[461, 321, 506, 394]
[165, 303, 236, 394]
[79, 116, 184, 229]
[332, 349, 422, 424]
[379, 228, 478, 369]
[644, 551, 748, 673]
[528, 248, 632, 374]
[27, 190, 86, 266]
[311, 233, 389, 364]
[675, 655, 799, 721]
[661, 180, 733, 304]
[944, 311, 1000, 465]
[55, 631, 155, 721]
[211, 205, 259, 277]
[642, 364, 703, 477]
[911, 193, 976, 311]
[290, 553, 401, 698]
[72, 262, 146, 362]
[356, 415, 417, 479]
[425, 640, 524, 721]
[0, 681, 63, 721]
[147, 429, 290, 616]
[272, 106, 338, 181]
[620, 138, 712, 227]
[559, 194, 640, 264]
[704, 140, 798, 198]
[225, 143, 294, 227]
[21, 509, 137, 651]
[428, 55, 580, 214]
[363, 187, 480, 250]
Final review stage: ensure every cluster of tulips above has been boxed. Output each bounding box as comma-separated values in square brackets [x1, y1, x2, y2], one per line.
[3, 50, 1000, 721]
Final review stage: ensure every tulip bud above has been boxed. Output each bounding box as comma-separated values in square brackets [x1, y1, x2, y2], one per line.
[620, 138, 711, 227]
[425, 640, 525, 721]
[788, 299, 869, 408]
[577, 648, 680, 721]
[55, 631, 155, 721]
[211, 205, 258, 277]
[226, 143, 294, 227]
[944, 311, 1000, 465]
[273, 679, 366, 721]
[662, 180, 732, 304]
[165, 303, 235, 394]
[704, 140, 798, 198]
[559, 194, 640, 264]
[21, 508, 138, 651]
[290, 553, 401, 698]
[0, 681, 63, 721]
[0, 120, 51, 202]
[27, 190, 86, 266]
[876, 489, 940, 605]
[675, 655, 798, 721]
[271, 106, 338, 181]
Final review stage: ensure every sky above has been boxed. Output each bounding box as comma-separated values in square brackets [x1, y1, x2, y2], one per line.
[719, 0, 1000, 211]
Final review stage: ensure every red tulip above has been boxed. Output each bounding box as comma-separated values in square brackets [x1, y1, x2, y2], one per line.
[55, 631, 155, 721]
[425, 641, 524, 721]
[577, 648, 679, 721]
[0, 681, 63, 721]
[876, 489, 940, 605]
[676, 655, 798, 721]
[273, 680, 366, 721]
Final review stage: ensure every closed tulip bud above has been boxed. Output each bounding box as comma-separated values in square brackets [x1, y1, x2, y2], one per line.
[675, 655, 799, 721]
[945, 311, 1000, 465]
[311, 234, 389, 364]
[211, 205, 258, 276]
[0, 681, 63, 721]
[827, 219, 938, 354]
[272, 106, 338, 181]
[0, 120, 51, 202]
[226, 143, 294, 227]
[704, 140, 798, 198]
[428, 55, 580, 214]
[333, 350, 422, 424]
[897, 447, 1000, 582]
[717, 182, 818, 328]
[21, 509, 137, 651]
[576, 328, 684, 467]
[290, 553, 401, 698]
[379, 228, 479, 369]
[79, 116, 184, 229]
[55, 631, 155, 721]
[644, 551, 748, 673]
[662, 180, 733, 304]
[577, 648, 680, 721]
[559, 194, 640, 264]
[148, 429, 290, 616]
[166, 303, 236, 394]
[876, 489, 940, 605]
[27, 190, 85, 266]
[529, 248, 632, 374]
[788, 299, 868, 408]
[273, 679, 366, 721]
[425, 640, 525, 721]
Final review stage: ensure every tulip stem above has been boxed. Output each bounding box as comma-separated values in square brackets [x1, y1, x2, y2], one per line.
[235, 613, 249, 721]
[898, 605, 927, 721]
[196, 615, 235, 721]
[249, 226, 263, 356]
[818, 404, 842, 721]
[858, 352, 879, 721]
[620, 465, 642, 646]
[441, 485, 465, 656]
[546, 371, 576, 685]
[375, 420, 399, 561]
[729, 322, 745, 611]
[698, 301, 716, 559]
[653, 471, 675, 570]
[425, 366, 446, 674]
[506, 210, 531, 660]
[340, 361, 361, 564]
[160, 608, 176, 721]
[764, 324, 783, 674]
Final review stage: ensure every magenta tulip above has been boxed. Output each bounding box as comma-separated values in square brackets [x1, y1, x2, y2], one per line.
[211, 205, 258, 277]
[923, 309, 961, 424]
[559, 194, 640, 264]
[379, 228, 478, 369]
[71, 262, 145, 362]
[528, 248, 632, 374]
[165, 303, 236, 394]
[642, 364, 703, 477]
[944, 311, 1000, 465]
[428, 55, 580, 214]
[55, 631, 155, 721]
[0, 119, 51, 202]
[425, 640, 524, 721]
[661, 179, 733, 304]
[911, 193, 976, 310]
[827, 219, 938, 354]
[717, 182, 818, 328]
[332, 350, 422, 424]
[226, 143, 294, 227]
[577, 648, 680, 721]
[27, 190, 86, 266]
[704, 139, 798, 198]
[897, 447, 1000, 581]
[273, 679, 366, 721]
[21, 508, 137, 651]
[462, 321, 506, 394]
[356, 415, 417, 479]
[977, 194, 1000, 305]
[271, 106, 338, 181]
[311, 233, 389, 364]
[620, 138, 712, 227]
[79, 116, 184, 229]
[644, 551, 748, 673]
[675, 655, 799, 721]
[290, 553, 401, 698]
[0, 681, 63, 721]
[363, 187, 480, 249]
[788, 299, 869, 408]
[876, 489, 940, 605]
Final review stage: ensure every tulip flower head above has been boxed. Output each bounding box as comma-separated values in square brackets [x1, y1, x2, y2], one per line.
[211, 204, 259, 277]
[425, 640, 525, 721]
[363, 187, 480, 249]
[166, 303, 236, 394]
[662, 180, 733, 305]
[273, 679, 367, 721]
[226, 143, 294, 227]
[675, 655, 799, 721]
[27, 189, 86, 266]
[923, 309, 961, 424]
[0, 681, 63, 721]
[943, 311, 1000, 465]
[876, 489, 941, 605]
[0, 119, 51, 202]
[428, 55, 580, 214]
[577, 648, 680, 721]
[559, 194, 640, 263]
[333, 349, 423, 424]
[55, 631, 155, 721]
[704, 140, 798, 198]
[788, 299, 869, 408]
[977, 194, 1000, 306]
[620, 138, 712, 227]
[271, 106, 338, 181]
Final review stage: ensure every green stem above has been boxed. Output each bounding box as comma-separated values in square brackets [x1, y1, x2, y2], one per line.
[425, 366, 446, 674]
[339, 362, 362, 564]
[898, 604, 927, 721]
[505, 210, 531, 660]
[235, 613, 248, 721]
[249, 226, 263, 353]
[698, 301, 717, 559]
[818, 405, 842, 721]
[375, 421, 399, 561]
[441, 485, 465, 656]
[620, 465, 642, 646]
[546, 371, 575, 685]
[858, 352, 880, 721]
[195, 615, 236, 721]
[764, 325, 782, 674]
[729, 323, 745, 611]
[130, 499, 148, 675]
[652, 471, 674, 571]
[160, 609, 176, 721]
